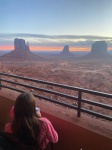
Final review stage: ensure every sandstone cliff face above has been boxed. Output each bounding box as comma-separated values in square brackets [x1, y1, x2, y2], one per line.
[0, 38, 41, 61]
[59, 45, 74, 58]
[91, 41, 107, 54]
[85, 41, 112, 59]
[14, 38, 30, 51]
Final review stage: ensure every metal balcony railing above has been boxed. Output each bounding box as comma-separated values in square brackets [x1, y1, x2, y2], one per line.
[0, 72, 112, 121]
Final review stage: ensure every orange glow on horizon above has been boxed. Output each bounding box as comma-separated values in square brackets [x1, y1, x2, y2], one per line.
[0, 45, 112, 51]
[0, 45, 14, 50]
[30, 46, 91, 51]
[30, 46, 63, 51]
[70, 47, 90, 51]
[108, 47, 112, 50]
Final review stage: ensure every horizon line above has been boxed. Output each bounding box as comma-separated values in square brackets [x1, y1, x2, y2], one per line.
[0, 45, 91, 51]
[0, 45, 112, 51]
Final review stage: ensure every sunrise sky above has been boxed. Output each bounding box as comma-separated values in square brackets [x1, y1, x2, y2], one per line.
[0, 0, 112, 51]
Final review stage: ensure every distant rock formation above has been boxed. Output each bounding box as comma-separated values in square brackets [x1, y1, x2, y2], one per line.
[85, 41, 112, 59]
[59, 45, 74, 58]
[91, 41, 107, 54]
[0, 38, 41, 61]
[14, 38, 30, 51]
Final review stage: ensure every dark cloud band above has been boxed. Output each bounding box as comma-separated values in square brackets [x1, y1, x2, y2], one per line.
[0, 33, 112, 47]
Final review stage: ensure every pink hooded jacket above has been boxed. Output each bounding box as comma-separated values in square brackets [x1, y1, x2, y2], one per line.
[4, 106, 58, 149]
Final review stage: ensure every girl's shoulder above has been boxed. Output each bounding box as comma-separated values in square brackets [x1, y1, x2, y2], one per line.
[39, 117, 51, 124]
[39, 117, 53, 128]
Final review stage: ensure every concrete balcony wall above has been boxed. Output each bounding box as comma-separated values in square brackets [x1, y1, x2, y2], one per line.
[0, 95, 14, 125]
[43, 112, 112, 150]
[0, 90, 112, 150]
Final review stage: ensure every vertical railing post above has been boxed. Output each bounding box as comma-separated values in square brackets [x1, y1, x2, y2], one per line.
[77, 91, 82, 117]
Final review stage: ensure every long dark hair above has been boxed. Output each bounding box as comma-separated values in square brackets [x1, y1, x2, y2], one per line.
[11, 92, 42, 149]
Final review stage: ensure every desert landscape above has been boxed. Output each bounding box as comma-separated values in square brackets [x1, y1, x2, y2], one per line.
[0, 39, 112, 140]
[0, 40, 112, 117]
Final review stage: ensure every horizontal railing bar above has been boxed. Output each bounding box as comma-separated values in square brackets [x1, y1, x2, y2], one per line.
[82, 98, 112, 110]
[0, 72, 79, 90]
[1, 85, 78, 110]
[1, 79, 112, 110]
[0, 72, 112, 98]
[1, 79, 78, 100]
[1, 85, 112, 121]
[81, 108, 112, 121]
[0, 72, 112, 121]
[34, 94, 78, 110]
[1, 85, 26, 93]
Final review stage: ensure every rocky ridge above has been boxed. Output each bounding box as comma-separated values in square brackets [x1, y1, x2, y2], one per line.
[59, 45, 74, 58]
[85, 41, 112, 59]
[0, 38, 41, 61]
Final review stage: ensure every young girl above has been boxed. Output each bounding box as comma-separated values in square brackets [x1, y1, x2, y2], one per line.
[4, 92, 58, 149]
